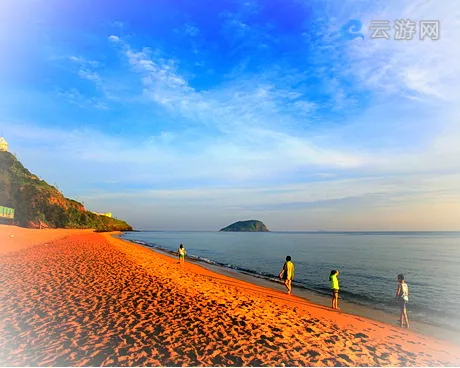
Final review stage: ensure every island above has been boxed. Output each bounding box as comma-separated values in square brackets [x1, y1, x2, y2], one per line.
[219, 220, 269, 232]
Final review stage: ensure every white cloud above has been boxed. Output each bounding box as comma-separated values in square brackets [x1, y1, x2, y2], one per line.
[110, 21, 126, 29]
[292, 100, 316, 114]
[78, 69, 101, 83]
[342, 0, 460, 101]
[77, 171, 460, 230]
[184, 23, 199, 37]
[56, 88, 108, 110]
[105, 30, 460, 179]
[75, 169, 460, 208]
[108, 35, 121, 43]
[68, 56, 100, 67]
[66, 54, 115, 103]
[68, 56, 85, 63]
[9, 2, 459, 230]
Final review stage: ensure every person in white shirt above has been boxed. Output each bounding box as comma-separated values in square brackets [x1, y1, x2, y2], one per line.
[395, 273, 410, 328]
[177, 244, 187, 267]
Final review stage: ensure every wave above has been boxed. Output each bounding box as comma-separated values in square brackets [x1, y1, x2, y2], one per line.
[122, 236, 460, 331]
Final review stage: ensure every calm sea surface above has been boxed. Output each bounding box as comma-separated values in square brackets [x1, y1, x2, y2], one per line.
[121, 231, 460, 330]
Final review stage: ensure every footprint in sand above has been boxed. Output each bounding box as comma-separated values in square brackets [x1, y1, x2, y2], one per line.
[306, 350, 321, 358]
[338, 353, 353, 363]
[365, 345, 377, 352]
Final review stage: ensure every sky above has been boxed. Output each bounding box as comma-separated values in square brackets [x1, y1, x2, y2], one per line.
[1, 0, 459, 231]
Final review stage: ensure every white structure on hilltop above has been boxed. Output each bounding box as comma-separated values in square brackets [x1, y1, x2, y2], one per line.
[0, 137, 8, 152]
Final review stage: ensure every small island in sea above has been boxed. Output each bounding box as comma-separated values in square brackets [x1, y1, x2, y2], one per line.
[219, 220, 269, 232]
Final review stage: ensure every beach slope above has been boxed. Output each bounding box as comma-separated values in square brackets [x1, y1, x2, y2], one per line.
[1, 226, 459, 366]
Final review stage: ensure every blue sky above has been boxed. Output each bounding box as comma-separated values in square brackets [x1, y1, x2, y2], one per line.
[1, 0, 459, 230]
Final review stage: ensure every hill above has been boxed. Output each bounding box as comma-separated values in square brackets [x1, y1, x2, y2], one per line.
[0, 151, 132, 231]
[219, 220, 269, 232]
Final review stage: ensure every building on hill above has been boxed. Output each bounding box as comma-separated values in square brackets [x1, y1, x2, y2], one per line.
[91, 211, 112, 218]
[0, 137, 8, 152]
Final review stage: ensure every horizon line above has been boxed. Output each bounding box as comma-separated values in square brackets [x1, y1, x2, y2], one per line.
[128, 229, 460, 233]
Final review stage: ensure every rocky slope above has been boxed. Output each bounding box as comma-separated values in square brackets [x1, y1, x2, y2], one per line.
[0, 151, 132, 231]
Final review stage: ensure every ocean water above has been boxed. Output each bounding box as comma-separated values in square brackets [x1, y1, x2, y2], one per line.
[120, 231, 460, 331]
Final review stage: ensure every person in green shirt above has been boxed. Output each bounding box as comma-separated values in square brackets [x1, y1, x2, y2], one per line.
[279, 256, 295, 295]
[329, 270, 340, 310]
[177, 244, 187, 267]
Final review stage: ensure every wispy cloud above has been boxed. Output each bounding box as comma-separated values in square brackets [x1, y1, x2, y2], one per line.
[56, 88, 108, 110]
[335, 0, 460, 102]
[110, 21, 126, 29]
[108, 35, 121, 43]
[108, 35, 369, 173]
[76, 170, 460, 230]
[68, 55, 100, 68]
[64, 51, 121, 106]
[184, 23, 200, 37]
[103, 24, 460, 181]
[78, 69, 101, 83]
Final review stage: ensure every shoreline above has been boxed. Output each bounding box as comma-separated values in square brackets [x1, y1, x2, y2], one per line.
[119, 234, 460, 343]
[2, 226, 460, 366]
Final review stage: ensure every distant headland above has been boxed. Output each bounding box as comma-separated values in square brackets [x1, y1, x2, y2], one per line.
[219, 220, 269, 232]
[0, 150, 132, 231]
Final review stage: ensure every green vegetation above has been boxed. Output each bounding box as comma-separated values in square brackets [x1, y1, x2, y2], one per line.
[219, 220, 269, 232]
[0, 151, 132, 231]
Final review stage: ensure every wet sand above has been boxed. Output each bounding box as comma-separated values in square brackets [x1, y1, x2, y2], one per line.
[1, 226, 460, 366]
[159, 246, 460, 343]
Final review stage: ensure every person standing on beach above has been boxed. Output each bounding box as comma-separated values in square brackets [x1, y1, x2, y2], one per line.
[279, 256, 295, 295]
[177, 244, 187, 267]
[330, 270, 340, 310]
[395, 274, 410, 328]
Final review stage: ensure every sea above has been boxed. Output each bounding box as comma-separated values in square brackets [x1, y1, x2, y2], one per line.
[120, 231, 460, 332]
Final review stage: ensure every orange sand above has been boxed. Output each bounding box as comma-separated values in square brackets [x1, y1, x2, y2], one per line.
[0, 225, 93, 255]
[1, 226, 460, 366]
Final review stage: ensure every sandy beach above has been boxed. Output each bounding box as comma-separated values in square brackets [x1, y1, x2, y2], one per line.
[1, 225, 460, 366]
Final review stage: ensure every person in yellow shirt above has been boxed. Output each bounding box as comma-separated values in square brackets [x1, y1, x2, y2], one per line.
[330, 270, 340, 310]
[279, 256, 295, 295]
[177, 244, 187, 267]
